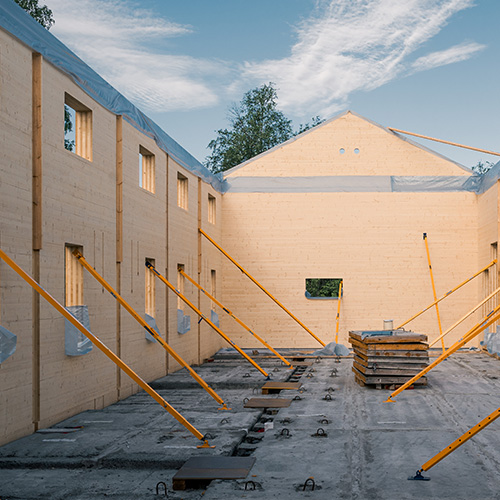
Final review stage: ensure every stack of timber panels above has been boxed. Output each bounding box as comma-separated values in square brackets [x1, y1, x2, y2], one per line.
[349, 330, 429, 389]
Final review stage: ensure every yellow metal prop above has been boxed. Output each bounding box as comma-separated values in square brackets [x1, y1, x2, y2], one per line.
[423, 233, 445, 352]
[335, 281, 343, 344]
[179, 269, 293, 369]
[396, 259, 496, 330]
[419, 406, 500, 473]
[72, 251, 229, 410]
[386, 302, 500, 403]
[199, 228, 325, 347]
[0, 248, 211, 446]
[146, 262, 270, 378]
[429, 285, 500, 348]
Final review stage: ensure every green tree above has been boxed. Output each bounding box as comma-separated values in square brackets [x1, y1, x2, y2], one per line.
[205, 83, 324, 173]
[306, 279, 342, 298]
[14, 0, 54, 30]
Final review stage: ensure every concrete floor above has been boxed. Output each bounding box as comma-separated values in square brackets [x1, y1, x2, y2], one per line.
[1, 350, 500, 499]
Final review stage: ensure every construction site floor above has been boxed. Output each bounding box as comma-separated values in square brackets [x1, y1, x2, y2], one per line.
[1, 350, 500, 499]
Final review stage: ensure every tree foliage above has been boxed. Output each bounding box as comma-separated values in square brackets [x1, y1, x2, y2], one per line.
[14, 0, 54, 30]
[306, 279, 342, 298]
[205, 83, 324, 173]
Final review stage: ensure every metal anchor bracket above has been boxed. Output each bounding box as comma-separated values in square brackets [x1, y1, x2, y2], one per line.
[408, 470, 430, 481]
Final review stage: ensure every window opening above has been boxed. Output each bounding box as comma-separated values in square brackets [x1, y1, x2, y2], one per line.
[210, 270, 216, 311]
[145, 258, 156, 317]
[139, 146, 155, 193]
[177, 173, 188, 210]
[305, 278, 342, 299]
[177, 264, 185, 310]
[65, 245, 84, 307]
[208, 194, 216, 224]
[64, 93, 92, 161]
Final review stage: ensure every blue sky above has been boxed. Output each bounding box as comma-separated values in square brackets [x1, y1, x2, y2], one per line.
[49, 0, 499, 168]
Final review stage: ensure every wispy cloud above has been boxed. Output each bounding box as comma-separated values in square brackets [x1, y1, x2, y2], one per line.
[50, 0, 227, 111]
[49, 0, 482, 117]
[411, 41, 485, 72]
[240, 0, 479, 116]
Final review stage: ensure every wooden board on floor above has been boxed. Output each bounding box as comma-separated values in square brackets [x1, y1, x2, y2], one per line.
[349, 331, 428, 344]
[173, 456, 255, 490]
[244, 398, 293, 408]
[261, 381, 301, 394]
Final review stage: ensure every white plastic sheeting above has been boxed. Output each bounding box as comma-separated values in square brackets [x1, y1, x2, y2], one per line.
[210, 309, 220, 328]
[224, 171, 500, 194]
[0, 325, 17, 363]
[482, 326, 500, 357]
[65, 306, 93, 356]
[177, 309, 191, 335]
[145, 314, 160, 343]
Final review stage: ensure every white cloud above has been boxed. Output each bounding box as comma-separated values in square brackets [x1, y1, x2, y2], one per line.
[411, 41, 485, 72]
[49, 0, 226, 111]
[240, 0, 479, 117]
[48, 0, 483, 117]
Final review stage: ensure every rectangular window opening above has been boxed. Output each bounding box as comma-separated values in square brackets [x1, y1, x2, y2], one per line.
[177, 264, 185, 310]
[145, 258, 156, 317]
[64, 93, 92, 161]
[208, 194, 216, 224]
[177, 172, 188, 210]
[139, 146, 155, 193]
[65, 245, 84, 307]
[210, 270, 216, 311]
[305, 278, 342, 299]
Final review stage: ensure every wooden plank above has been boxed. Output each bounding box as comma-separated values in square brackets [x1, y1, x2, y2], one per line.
[349, 331, 428, 344]
[349, 338, 428, 351]
[244, 398, 293, 408]
[352, 366, 427, 386]
[173, 456, 255, 490]
[353, 360, 426, 376]
[354, 348, 429, 360]
[261, 381, 301, 394]
[354, 355, 428, 371]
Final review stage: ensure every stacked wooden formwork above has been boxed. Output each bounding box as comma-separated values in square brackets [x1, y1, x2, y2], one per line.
[349, 331, 429, 389]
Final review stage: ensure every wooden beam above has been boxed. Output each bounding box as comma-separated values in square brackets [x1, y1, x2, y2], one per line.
[388, 127, 500, 157]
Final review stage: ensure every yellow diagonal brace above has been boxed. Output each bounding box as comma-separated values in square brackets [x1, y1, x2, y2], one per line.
[0, 248, 209, 445]
[335, 281, 343, 344]
[199, 228, 325, 347]
[179, 269, 293, 368]
[396, 259, 496, 330]
[429, 285, 500, 348]
[147, 262, 270, 378]
[421, 406, 500, 472]
[72, 251, 228, 409]
[386, 302, 500, 402]
[423, 233, 445, 352]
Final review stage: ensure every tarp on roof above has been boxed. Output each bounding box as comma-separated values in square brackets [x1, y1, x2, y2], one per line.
[0, 1, 225, 193]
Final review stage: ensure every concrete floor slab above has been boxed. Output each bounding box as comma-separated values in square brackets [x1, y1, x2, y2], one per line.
[1, 351, 500, 499]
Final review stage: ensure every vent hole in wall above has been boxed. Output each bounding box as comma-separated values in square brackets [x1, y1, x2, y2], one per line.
[354, 148, 360, 154]
[339, 148, 345, 154]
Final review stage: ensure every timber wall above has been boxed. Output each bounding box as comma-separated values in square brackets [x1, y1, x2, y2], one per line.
[0, 27, 224, 446]
[221, 113, 498, 349]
